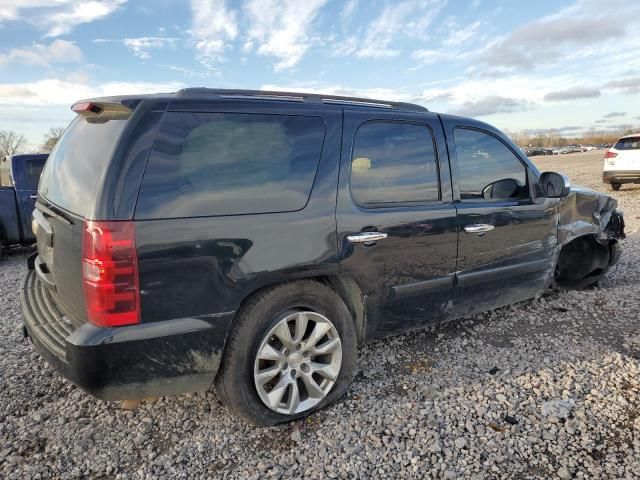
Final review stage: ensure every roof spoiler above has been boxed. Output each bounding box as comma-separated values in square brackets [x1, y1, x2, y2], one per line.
[71, 101, 134, 122]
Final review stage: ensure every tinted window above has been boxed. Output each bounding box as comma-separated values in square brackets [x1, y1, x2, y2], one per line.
[40, 117, 127, 216]
[350, 122, 439, 205]
[614, 137, 640, 150]
[136, 112, 325, 218]
[454, 128, 528, 201]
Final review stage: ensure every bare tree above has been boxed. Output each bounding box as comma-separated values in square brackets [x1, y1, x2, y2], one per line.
[0, 130, 26, 159]
[40, 127, 66, 153]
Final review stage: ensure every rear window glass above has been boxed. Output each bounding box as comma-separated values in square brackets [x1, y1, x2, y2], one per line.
[20, 157, 47, 190]
[614, 137, 640, 150]
[135, 112, 326, 219]
[39, 117, 127, 216]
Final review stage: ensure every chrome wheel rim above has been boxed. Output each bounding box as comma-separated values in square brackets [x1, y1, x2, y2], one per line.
[253, 311, 342, 415]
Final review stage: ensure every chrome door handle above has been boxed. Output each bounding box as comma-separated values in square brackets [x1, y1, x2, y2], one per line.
[29, 194, 37, 199]
[347, 232, 388, 244]
[464, 224, 495, 235]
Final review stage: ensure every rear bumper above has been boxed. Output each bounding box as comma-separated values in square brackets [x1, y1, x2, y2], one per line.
[21, 268, 234, 401]
[603, 170, 640, 184]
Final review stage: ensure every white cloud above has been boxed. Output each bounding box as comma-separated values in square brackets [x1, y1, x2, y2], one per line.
[449, 96, 528, 117]
[481, 0, 640, 72]
[0, 0, 127, 36]
[0, 39, 83, 68]
[336, 0, 447, 59]
[244, 0, 328, 71]
[93, 37, 179, 59]
[543, 86, 601, 102]
[0, 79, 184, 107]
[189, 0, 238, 61]
[340, 0, 358, 20]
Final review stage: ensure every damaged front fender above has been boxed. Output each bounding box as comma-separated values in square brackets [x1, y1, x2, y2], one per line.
[553, 186, 624, 287]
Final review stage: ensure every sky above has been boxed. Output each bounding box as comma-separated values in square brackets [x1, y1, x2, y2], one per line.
[0, 0, 639, 150]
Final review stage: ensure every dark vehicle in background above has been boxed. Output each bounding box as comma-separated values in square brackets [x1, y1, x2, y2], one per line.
[0, 154, 48, 257]
[22, 90, 625, 425]
[524, 148, 552, 157]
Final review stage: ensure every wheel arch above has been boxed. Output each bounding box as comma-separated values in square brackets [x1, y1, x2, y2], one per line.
[555, 233, 614, 284]
[228, 274, 367, 349]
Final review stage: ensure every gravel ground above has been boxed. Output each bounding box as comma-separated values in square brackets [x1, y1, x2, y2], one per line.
[2, 151, 640, 479]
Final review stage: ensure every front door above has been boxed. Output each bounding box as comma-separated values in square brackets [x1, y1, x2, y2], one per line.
[444, 122, 558, 317]
[336, 109, 458, 340]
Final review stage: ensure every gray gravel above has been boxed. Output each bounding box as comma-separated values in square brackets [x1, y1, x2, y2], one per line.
[2, 152, 640, 479]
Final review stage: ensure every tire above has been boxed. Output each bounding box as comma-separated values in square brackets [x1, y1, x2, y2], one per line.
[214, 280, 357, 426]
[611, 182, 621, 191]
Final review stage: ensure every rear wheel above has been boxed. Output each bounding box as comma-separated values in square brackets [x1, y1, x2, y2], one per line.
[611, 182, 622, 191]
[214, 280, 357, 425]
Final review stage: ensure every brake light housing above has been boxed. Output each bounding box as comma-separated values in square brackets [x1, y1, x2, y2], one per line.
[72, 102, 102, 114]
[604, 150, 618, 158]
[82, 221, 140, 327]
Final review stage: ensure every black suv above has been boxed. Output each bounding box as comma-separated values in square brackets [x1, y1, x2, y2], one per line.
[22, 89, 624, 425]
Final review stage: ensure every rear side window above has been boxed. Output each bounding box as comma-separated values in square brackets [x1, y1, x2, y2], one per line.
[136, 112, 325, 218]
[614, 137, 640, 150]
[40, 117, 127, 216]
[454, 128, 528, 201]
[350, 122, 440, 205]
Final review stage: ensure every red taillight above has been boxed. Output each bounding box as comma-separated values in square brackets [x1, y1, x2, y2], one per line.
[82, 221, 140, 327]
[605, 150, 618, 158]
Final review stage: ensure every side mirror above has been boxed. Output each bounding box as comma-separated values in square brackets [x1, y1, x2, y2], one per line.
[482, 178, 520, 200]
[538, 171, 570, 198]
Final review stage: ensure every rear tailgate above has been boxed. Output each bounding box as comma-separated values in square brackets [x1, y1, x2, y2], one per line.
[33, 205, 86, 327]
[34, 111, 129, 326]
[611, 136, 640, 170]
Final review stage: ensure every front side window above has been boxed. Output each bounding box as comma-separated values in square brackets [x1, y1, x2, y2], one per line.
[350, 122, 440, 205]
[454, 128, 528, 201]
[136, 112, 326, 218]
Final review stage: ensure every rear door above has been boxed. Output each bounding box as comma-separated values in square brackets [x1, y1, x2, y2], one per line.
[337, 109, 457, 340]
[443, 119, 557, 317]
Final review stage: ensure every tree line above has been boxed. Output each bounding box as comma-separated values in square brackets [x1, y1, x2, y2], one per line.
[0, 127, 65, 159]
[504, 127, 638, 149]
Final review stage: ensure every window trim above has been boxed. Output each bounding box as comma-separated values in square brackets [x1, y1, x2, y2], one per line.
[452, 126, 531, 204]
[348, 119, 443, 210]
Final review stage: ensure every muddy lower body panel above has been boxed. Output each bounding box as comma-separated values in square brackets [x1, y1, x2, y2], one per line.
[21, 269, 233, 400]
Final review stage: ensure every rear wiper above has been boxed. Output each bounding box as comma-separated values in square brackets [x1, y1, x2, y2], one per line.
[37, 200, 72, 225]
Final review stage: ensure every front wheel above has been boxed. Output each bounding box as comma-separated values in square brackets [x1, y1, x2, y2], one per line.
[214, 281, 357, 425]
[611, 182, 622, 191]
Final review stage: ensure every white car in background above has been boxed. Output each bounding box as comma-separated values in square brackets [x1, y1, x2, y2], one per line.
[603, 133, 640, 191]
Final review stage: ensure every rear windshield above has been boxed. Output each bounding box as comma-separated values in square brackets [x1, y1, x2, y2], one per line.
[18, 157, 47, 190]
[39, 117, 127, 216]
[136, 112, 325, 219]
[614, 137, 640, 150]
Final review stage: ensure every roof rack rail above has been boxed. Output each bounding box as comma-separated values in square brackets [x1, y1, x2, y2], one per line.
[176, 88, 428, 113]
